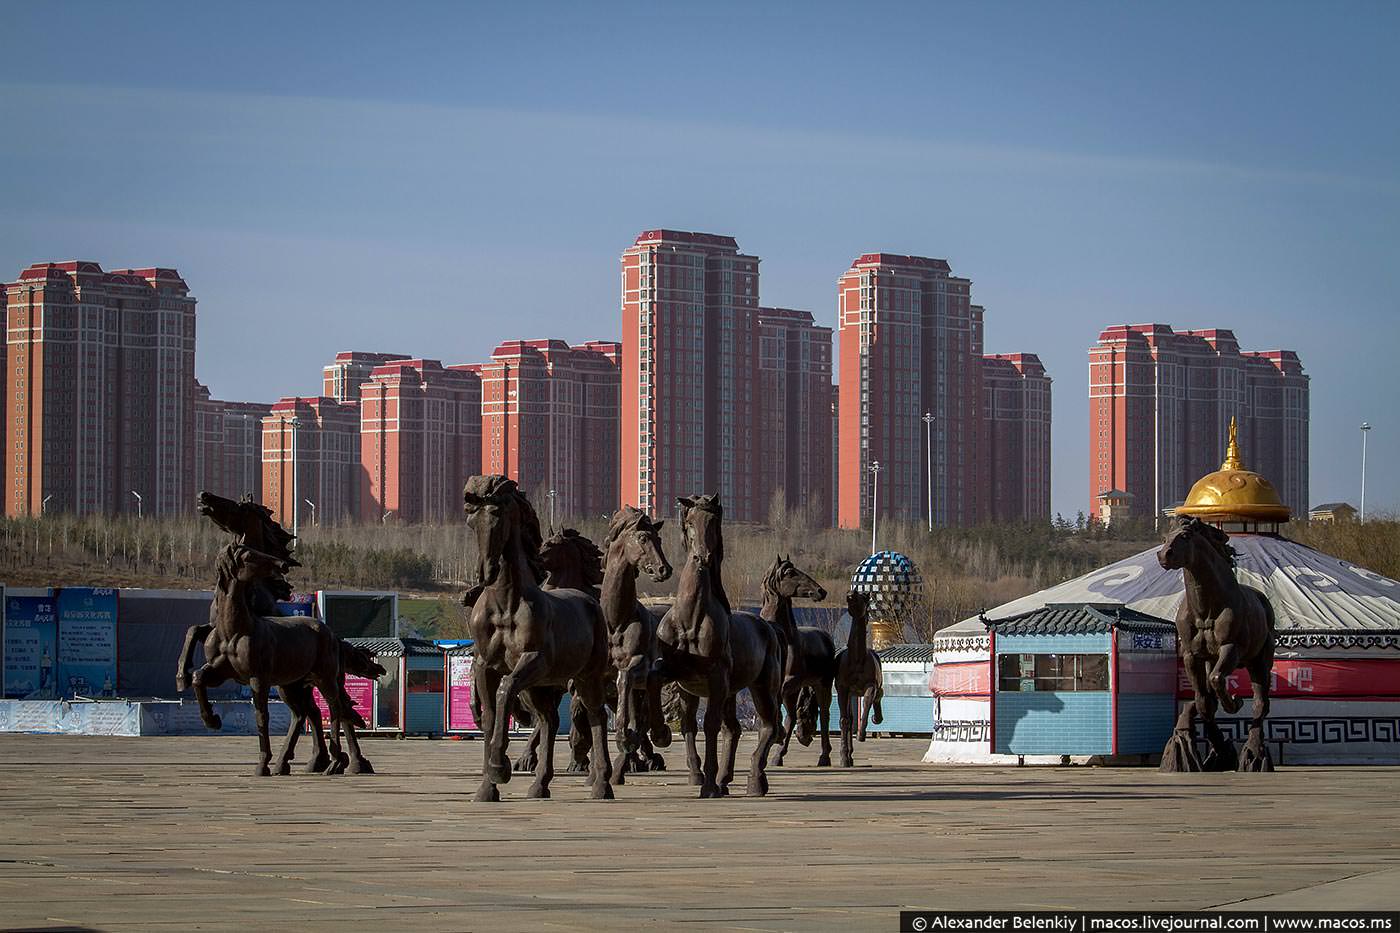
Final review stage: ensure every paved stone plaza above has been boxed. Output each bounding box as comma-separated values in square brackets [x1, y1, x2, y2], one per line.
[0, 735, 1396, 931]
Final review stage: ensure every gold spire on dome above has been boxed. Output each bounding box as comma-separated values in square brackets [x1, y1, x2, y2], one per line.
[1221, 416, 1243, 471]
[1175, 416, 1291, 525]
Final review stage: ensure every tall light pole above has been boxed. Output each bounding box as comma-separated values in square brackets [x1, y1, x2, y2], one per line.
[547, 488, 558, 532]
[289, 416, 301, 542]
[869, 460, 882, 555]
[242, 413, 255, 499]
[304, 498, 317, 528]
[1360, 422, 1371, 521]
[130, 490, 143, 518]
[382, 509, 395, 525]
[42, 494, 52, 515]
[922, 412, 935, 532]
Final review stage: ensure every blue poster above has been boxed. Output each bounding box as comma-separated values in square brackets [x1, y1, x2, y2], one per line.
[56, 587, 119, 698]
[4, 595, 59, 699]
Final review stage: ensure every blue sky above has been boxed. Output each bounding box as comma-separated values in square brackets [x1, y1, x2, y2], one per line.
[2, 1, 1396, 519]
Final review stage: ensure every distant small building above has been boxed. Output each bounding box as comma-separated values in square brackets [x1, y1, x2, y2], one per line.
[1095, 488, 1134, 527]
[1309, 502, 1357, 523]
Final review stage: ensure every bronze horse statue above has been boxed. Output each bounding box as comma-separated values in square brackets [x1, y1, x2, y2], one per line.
[654, 494, 783, 797]
[759, 556, 837, 768]
[177, 492, 372, 775]
[1158, 516, 1277, 772]
[195, 544, 373, 775]
[832, 589, 881, 767]
[597, 506, 674, 784]
[463, 475, 614, 801]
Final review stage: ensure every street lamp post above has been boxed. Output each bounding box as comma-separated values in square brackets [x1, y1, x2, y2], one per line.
[289, 416, 301, 541]
[1360, 422, 1371, 521]
[922, 412, 935, 532]
[382, 509, 395, 525]
[869, 460, 882, 555]
[130, 490, 143, 518]
[42, 494, 52, 515]
[304, 498, 317, 528]
[242, 413, 254, 499]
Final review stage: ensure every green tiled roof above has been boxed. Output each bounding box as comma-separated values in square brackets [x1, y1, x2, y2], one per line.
[982, 602, 1174, 636]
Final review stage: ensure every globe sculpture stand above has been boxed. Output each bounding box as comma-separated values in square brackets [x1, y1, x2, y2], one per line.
[851, 550, 925, 651]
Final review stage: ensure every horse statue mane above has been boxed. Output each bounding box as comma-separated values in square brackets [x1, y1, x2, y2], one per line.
[681, 493, 731, 614]
[463, 474, 547, 584]
[540, 527, 605, 590]
[761, 555, 792, 595]
[1178, 515, 1237, 569]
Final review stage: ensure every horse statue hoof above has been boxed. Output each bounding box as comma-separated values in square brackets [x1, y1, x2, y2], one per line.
[484, 762, 512, 785]
[474, 783, 501, 803]
[513, 752, 538, 773]
[746, 773, 769, 797]
[274, 760, 293, 776]
[650, 725, 672, 748]
[689, 770, 704, 786]
[1200, 742, 1238, 773]
[252, 763, 272, 777]
[1238, 733, 1274, 772]
[816, 753, 831, 767]
[347, 758, 374, 775]
[566, 757, 589, 774]
[305, 752, 331, 774]
[592, 781, 615, 800]
[526, 783, 551, 799]
[1158, 730, 1202, 773]
[205, 714, 223, 731]
[698, 782, 722, 799]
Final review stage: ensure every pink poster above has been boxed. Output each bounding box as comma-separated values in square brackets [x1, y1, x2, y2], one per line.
[447, 653, 477, 732]
[313, 674, 375, 727]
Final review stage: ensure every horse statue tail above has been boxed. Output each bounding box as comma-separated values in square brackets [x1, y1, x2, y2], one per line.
[339, 641, 387, 680]
[794, 685, 819, 746]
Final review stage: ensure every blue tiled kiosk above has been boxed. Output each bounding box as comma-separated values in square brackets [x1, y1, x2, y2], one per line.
[986, 603, 1177, 759]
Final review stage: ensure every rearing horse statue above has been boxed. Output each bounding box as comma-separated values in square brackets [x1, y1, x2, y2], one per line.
[1157, 516, 1276, 772]
[463, 475, 614, 801]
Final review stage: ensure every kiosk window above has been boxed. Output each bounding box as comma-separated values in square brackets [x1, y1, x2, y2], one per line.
[998, 653, 1109, 692]
[407, 669, 444, 694]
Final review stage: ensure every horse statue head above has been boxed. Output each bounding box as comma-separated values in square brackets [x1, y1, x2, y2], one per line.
[198, 491, 299, 568]
[215, 544, 293, 593]
[761, 554, 827, 603]
[539, 528, 607, 591]
[605, 506, 672, 583]
[463, 475, 546, 587]
[1158, 515, 1236, 572]
[677, 493, 729, 612]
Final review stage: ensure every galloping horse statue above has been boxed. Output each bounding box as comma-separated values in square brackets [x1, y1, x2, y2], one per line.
[598, 506, 674, 784]
[177, 492, 374, 775]
[758, 556, 837, 768]
[462, 475, 615, 801]
[654, 494, 783, 797]
[194, 545, 373, 776]
[1157, 516, 1276, 772]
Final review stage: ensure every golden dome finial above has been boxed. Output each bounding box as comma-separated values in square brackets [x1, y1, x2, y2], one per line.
[1221, 416, 1243, 471]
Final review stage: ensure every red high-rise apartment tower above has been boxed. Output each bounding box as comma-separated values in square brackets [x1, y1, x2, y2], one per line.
[982, 353, 1052, 522]
[6, 261, 197, 517]
[324, 351, 410, 401]
[1089, 324, 1309, 520]
[836, 253, 983, 530]
[359, 359, 482, 523]
[195, 382, 272, 501]
[621, 230, 761, 521]
[479, 339, 620, 522]
[757, 307, 833, 525]
[262, 397, 362, 529]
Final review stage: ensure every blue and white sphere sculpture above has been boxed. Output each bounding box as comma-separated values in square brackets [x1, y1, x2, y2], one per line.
[851, 550, 925, 648]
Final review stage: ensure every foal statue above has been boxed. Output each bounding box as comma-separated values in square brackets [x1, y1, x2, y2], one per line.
[759, 556, 837, 768]
[1158, 516, 1276, 772]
